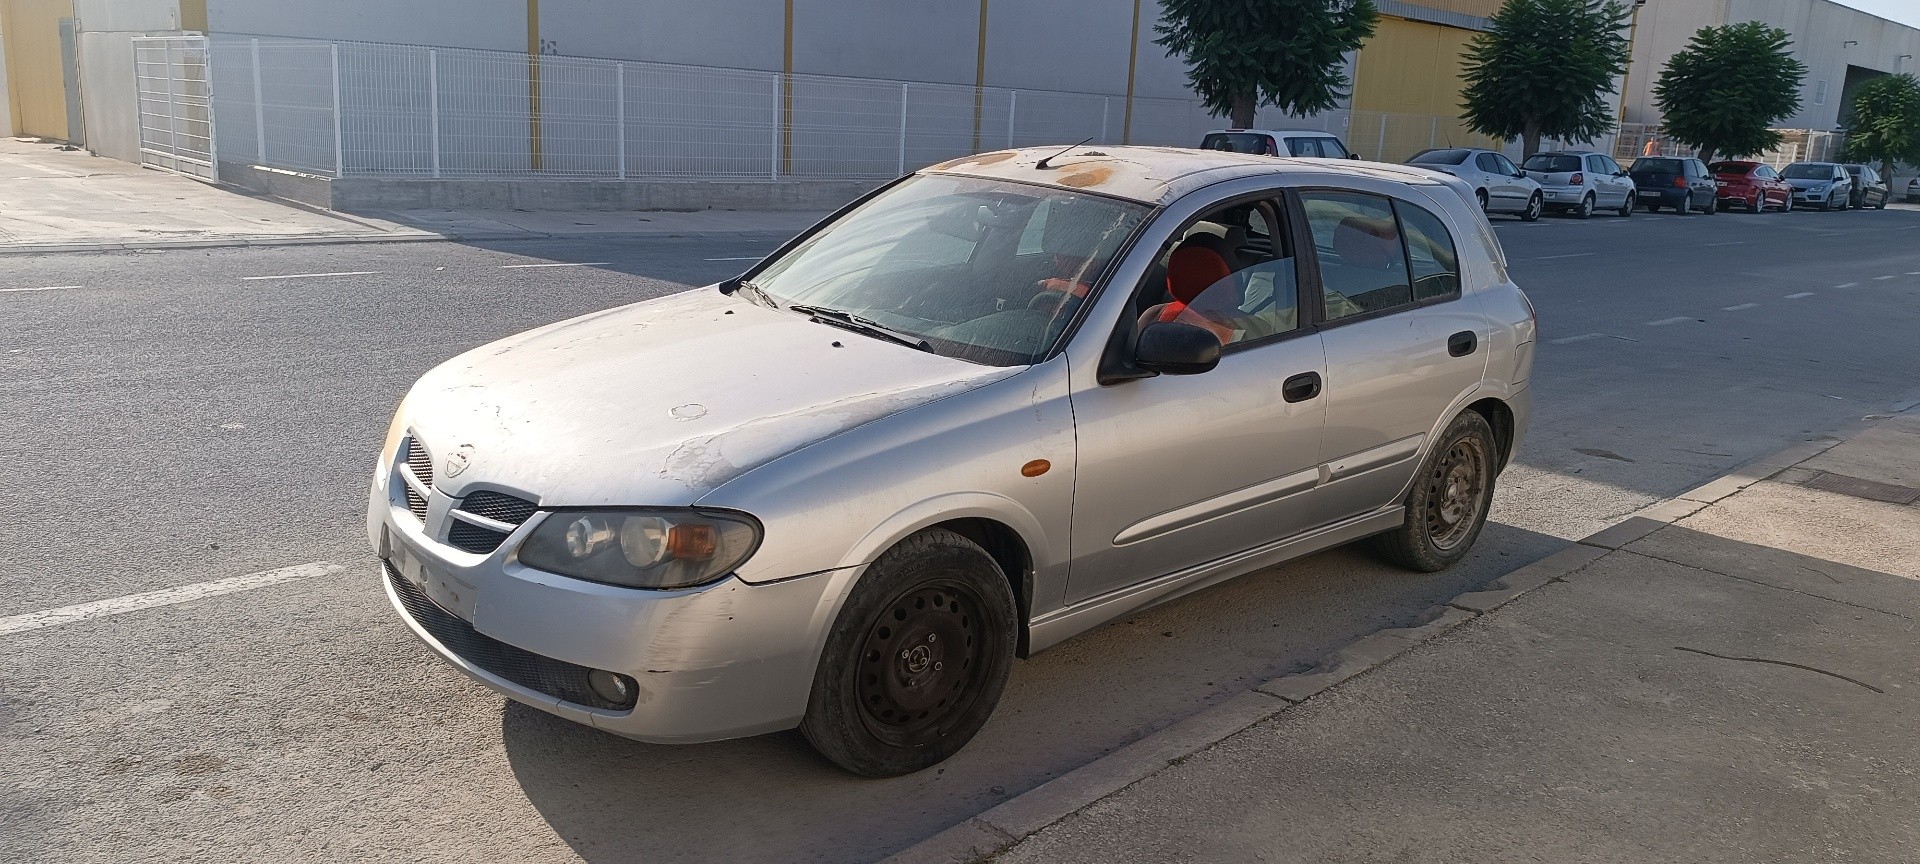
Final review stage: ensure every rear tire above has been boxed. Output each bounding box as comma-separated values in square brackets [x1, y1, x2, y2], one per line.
[1476, 189, 1489, 211]
[800, 529, 1018, 777]
[1675, 195, 1690, 215]
[1749, 192, 1763, 212]
[1369, 411, 1499, 573]
[1574, 194, 1594, 219]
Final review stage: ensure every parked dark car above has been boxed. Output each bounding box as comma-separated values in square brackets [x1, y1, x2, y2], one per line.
[1842, 164, 1890, 209]
[1708, 160, 1793, 212]
[1631, 156, 1718, 214]
[1908, 175, 1919, 203]
[1782, 162, 1853, 211]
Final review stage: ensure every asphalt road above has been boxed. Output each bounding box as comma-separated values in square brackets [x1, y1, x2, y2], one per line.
[5, 201, 1920, 863]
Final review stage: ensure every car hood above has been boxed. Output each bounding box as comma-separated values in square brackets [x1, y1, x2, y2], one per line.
[401, 288, 1017, 506]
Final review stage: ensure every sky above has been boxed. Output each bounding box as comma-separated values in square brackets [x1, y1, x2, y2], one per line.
[1831, 0, 1920, 30]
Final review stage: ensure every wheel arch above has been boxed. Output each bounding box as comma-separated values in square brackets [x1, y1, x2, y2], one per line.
[928, 517, 1035, 657]
[1465, 396, 1516, 472]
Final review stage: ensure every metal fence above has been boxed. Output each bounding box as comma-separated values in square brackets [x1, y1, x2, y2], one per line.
[134, 35, 217, 179]
[1612, 121, 1848, 169]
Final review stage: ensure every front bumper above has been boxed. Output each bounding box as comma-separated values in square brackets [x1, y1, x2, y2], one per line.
[370, 473, 851, 744]
[1791, 188, 1835, 203]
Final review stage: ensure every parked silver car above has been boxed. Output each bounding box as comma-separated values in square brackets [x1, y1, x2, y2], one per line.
[369, 147, 1536, 776]
[1522, 150, 1636, 218]
[1782, 161, 1854, 211]
[1407, 147, 1544, 221]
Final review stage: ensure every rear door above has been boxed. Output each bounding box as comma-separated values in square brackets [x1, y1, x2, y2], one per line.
[1297, 187, 1490, 518]
[1475, 152, 1518, 209]
[1592, 155, 1629, 207]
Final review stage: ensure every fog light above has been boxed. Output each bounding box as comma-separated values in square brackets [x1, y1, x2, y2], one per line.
[587, 669, 635, 706]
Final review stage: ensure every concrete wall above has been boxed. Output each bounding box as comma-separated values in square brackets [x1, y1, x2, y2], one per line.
[73, 0, 184, 161]
[1621, 0, 1920, 130]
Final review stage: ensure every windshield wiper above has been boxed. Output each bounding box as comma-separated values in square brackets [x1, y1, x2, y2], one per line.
[731, 279, 779, 309]
[786, 304, 933, 352]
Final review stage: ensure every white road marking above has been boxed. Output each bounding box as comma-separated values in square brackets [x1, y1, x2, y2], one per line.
[704, 256, 766, 262]
[1528, 252, 1597, 261]
[1874, 275, 1899, 281]
[1, 285, 81, 293]
[241, 271, 382, 281]
[1835, 282, 1859, 288]
[1549, 332, 1604, 344]
[499, 262, 611, 269]
[0, 562, 344, 637]
[1703, 241, 1745, 247]
[1907, 271, 1920, 276]
[1646, 317, 1694, 326]
[1722, 303, 1759, 311]
[1784, 292, 1815, 298]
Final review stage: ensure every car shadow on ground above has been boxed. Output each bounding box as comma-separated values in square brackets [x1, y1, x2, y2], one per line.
[500, 519, 1566, 863]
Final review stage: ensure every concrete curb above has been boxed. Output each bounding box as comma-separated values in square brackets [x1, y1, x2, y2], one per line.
[879, 433, 1854, 864]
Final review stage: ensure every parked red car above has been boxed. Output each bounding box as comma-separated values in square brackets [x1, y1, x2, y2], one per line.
[1709, 160, 1793, 212]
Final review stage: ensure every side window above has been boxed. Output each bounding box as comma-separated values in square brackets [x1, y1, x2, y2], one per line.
[1586, 156, 1605, 175]
[1604, 156, 1625, 174]
[1287, 137, 1320, 158]
[1134, 199, 1299, 348]
[1491, 153, 1520, 175]
[1395, 200, 1461, 301]
[1299, 191, 1410, 320]
[1325, 138, 1352, 158]
[1475, 153, 1502, 173]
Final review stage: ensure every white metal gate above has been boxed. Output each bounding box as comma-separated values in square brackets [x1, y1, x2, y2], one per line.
[134, 35, 217, 179]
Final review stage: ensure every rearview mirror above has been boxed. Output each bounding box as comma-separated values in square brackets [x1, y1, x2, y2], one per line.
[1134, 322, 1221, 375]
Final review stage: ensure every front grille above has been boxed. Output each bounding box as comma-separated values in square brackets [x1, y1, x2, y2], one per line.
[447, 491, 538, 554]
[385, 561, 636, 711]
[402, 438, 433, 521]
[447, 521, 511, 554]
[458, 491, 538, 525]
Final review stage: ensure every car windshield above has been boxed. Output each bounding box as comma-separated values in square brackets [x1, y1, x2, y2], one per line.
[1708, 162, 1751, 174]
[1523, 154, 1581, 173]
[1844, 165, 1863, 175]
[1631, 158, 1683, 173]
[1782, 164, 1830, 179]
[1409, 149, 1471, 165]
[1200, 133, 1272, 154]
[744, 174, 1148, 366]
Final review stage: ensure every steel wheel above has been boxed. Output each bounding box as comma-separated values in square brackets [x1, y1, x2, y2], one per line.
[1423, 437, 1489, 552]
[853, 580, 994, 748]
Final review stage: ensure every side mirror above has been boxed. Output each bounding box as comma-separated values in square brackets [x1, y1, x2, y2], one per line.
[1348, 152, 1360, 160]
[1134, 322, 1222, 375]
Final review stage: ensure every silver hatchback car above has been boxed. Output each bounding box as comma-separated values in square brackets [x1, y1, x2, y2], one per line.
[369, 147, 1536, 776]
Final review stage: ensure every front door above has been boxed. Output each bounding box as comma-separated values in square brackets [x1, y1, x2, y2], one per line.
[1067, 196, 1328, 604]
[1297, 187, 1491, 519]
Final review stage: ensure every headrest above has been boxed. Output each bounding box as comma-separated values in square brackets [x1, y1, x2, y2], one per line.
[1333, 216, 1401, 269]
[1166, 233, 1235, 305]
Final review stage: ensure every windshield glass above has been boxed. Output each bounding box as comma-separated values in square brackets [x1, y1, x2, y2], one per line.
[1631, 158, 1683, 173]
[1782, 163, 1830, 180]
[1409, 149, 1471, 165]
[1523, 154, 1581, 173]
[1200, 133, 1274, 155]
[746, 174, 1148, 366]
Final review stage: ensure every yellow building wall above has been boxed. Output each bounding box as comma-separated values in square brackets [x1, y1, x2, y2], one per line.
[1, 0, 73, 139]
[1349, 14, 1504, 161]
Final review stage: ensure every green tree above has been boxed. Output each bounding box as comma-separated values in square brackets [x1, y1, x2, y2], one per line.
[1652, 22, 1805, 164]
[1459, 0, 1631, 159]
[1155, 0, 1378, 130]
[1843, 73, 1920, 182]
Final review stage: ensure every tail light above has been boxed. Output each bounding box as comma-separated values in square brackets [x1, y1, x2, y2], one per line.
[1672, 176, 1688, 188]
[1569, 172, 1583, 185]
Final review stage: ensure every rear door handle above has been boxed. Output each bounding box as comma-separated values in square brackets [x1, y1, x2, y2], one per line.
[1282, 371, 1321, 403]
[1448, 330, 1477, 357]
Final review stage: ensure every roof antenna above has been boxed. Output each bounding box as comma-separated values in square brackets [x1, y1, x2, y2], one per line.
[1036, 136, 1097, 170]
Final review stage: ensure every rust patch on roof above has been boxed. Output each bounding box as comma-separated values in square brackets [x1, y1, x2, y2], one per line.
[931, 150, 1019, 170]
[1057, 165, 1114, 188]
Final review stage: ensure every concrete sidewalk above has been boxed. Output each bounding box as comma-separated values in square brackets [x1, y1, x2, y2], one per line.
[896, 414, 1920, 863]
[0, 139, 826, 254]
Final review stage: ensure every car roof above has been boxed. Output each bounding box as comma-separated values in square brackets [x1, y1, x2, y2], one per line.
[1204, 129, 1340, 138]
[921, 145, 1446, 206]
[1531, 150, 1605, 158]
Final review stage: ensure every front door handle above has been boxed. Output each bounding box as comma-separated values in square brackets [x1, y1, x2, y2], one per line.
[1448, 330, 1478, 357]
[1282, 371, 1321, 403]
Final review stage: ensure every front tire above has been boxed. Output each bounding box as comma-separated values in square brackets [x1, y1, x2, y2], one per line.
[1476, 189, 1489, 211]
[1369, 411, 1499, 573]
[1521, 193, 1543, 222]
[1703, 194, 1717, 215]
[1616, 193, 1634, 217]
[800, 529, 1018, 777]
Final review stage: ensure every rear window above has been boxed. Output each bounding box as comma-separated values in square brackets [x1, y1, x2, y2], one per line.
[1410, 148, 1471, 166]
[1631, 158, 1684, 173]
[1708, 162, 1753, 175]
[1201, 133, 1274, 155]
[1523, 154, 1581, 173]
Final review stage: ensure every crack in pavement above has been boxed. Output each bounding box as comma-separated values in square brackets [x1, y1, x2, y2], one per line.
[1615, 548, 1915, 623]
[1672, 646, 1886, 693]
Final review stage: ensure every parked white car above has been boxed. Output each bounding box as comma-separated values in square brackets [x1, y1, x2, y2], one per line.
[370, 146, 1535, 777]
[1407, 148, 1544, 221]
[1522, 150, 1636, 219]
[1200, 129, 1356, 159]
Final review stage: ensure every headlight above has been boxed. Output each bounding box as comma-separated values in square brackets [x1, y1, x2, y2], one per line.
[379, 398, 409, 467]
[519, 509, 761, 589]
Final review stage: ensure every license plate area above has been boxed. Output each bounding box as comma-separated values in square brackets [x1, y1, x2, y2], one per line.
[385, 527, 479, 622]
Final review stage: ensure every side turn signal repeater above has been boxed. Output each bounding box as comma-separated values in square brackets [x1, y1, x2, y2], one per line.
[1021, 459, 1051, 477]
